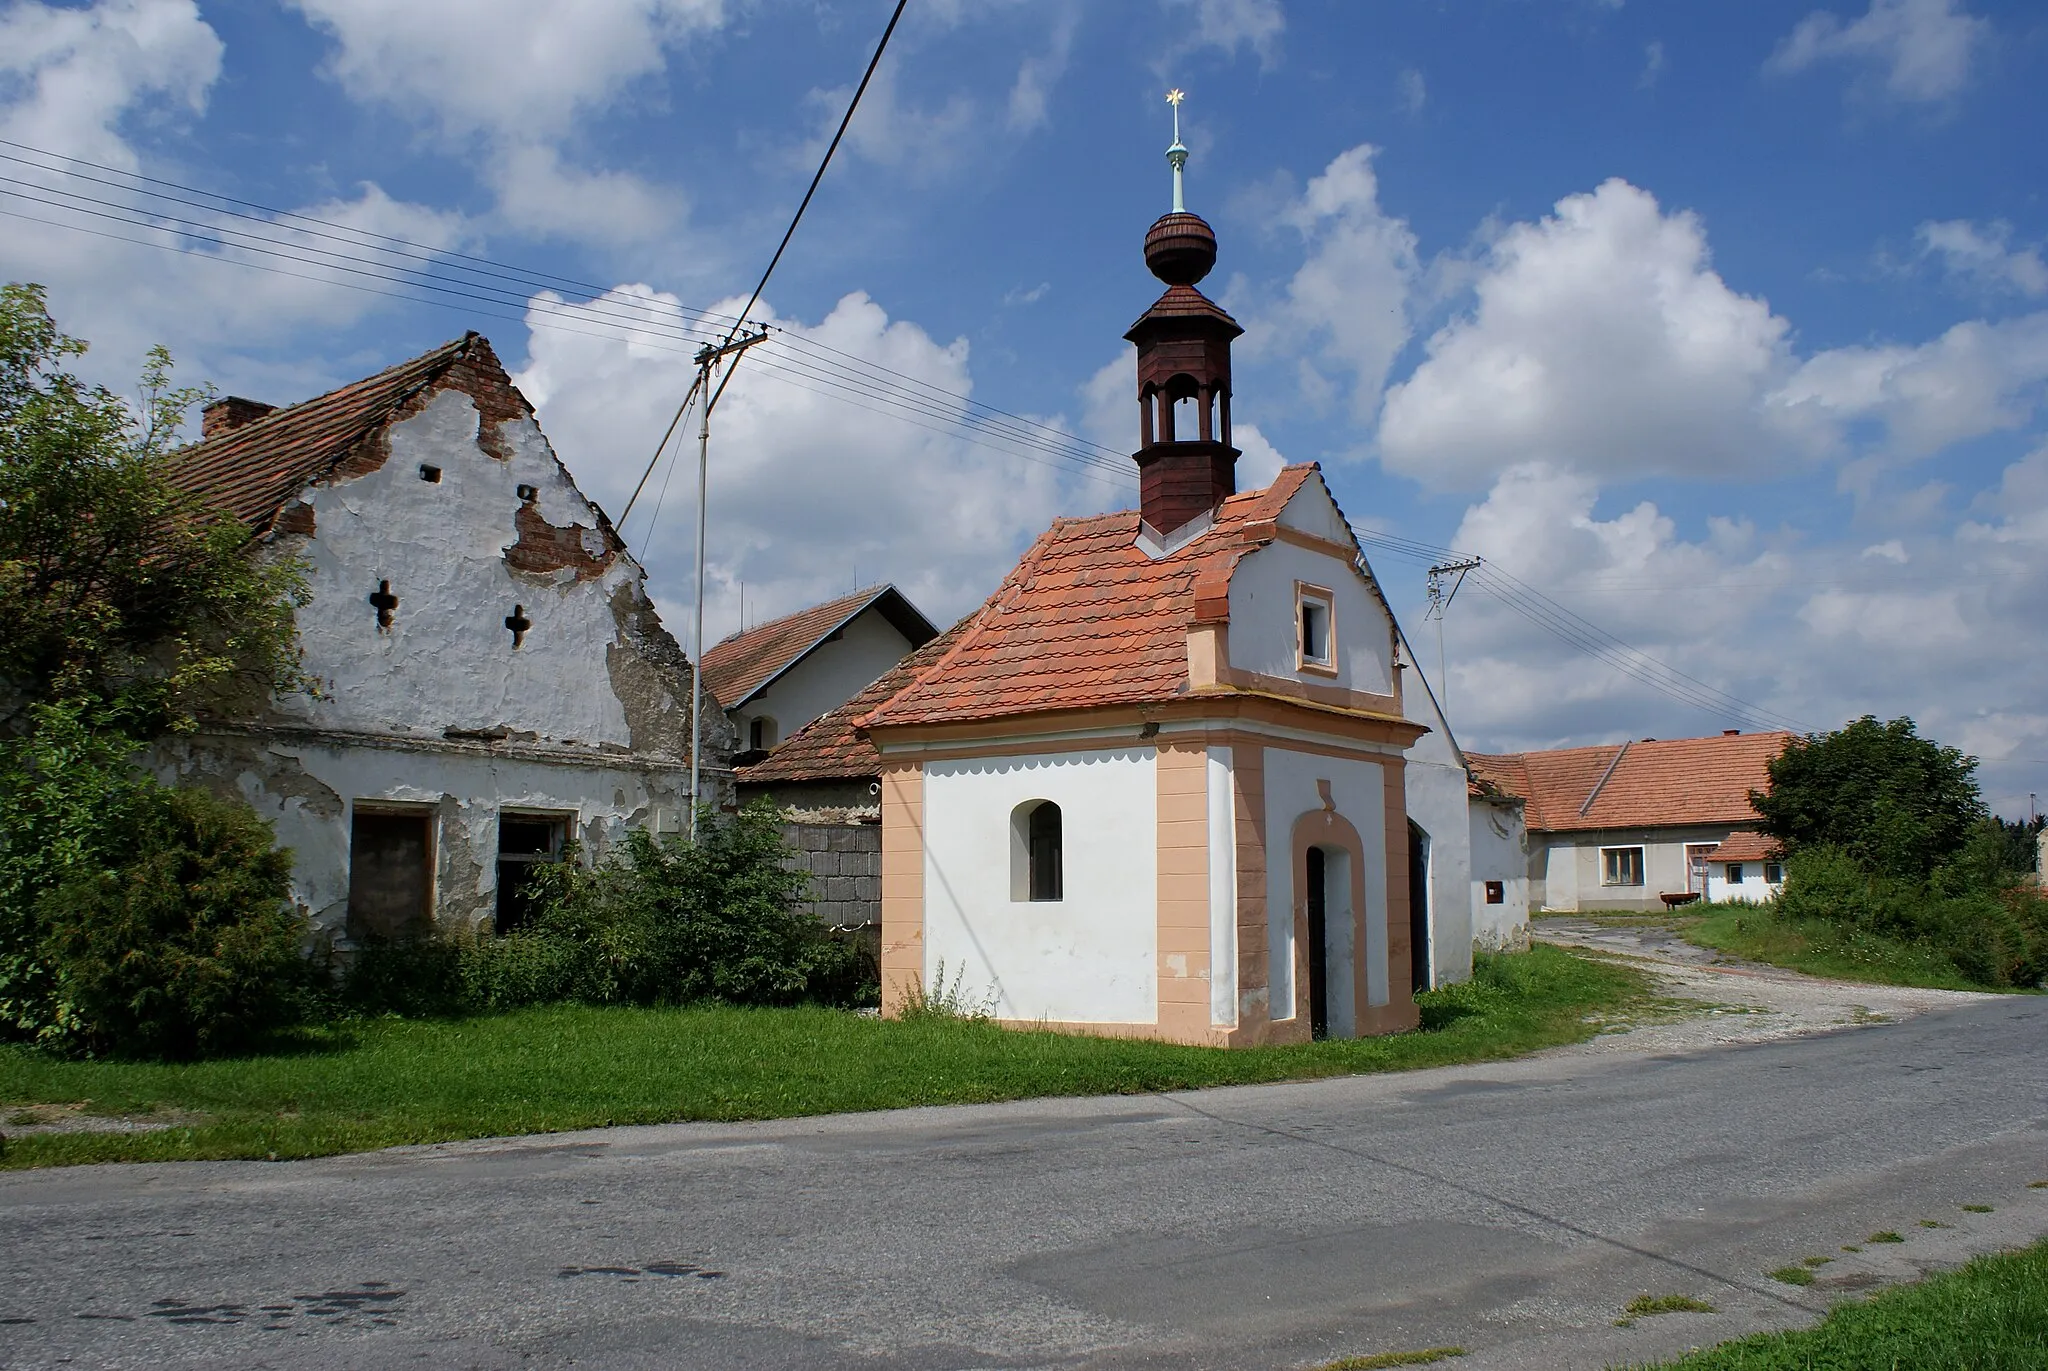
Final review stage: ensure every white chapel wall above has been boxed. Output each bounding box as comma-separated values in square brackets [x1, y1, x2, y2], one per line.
[1226, 540, 1394, 696]
[1261, 747, 1390, 1034]
[921, 748, 1158, 1024]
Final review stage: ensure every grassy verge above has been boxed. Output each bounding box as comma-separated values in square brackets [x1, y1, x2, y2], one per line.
[1624, 1239, 2048, 1369]
[0, 945, 1643, 1169]
[1682, 906, 2004, 992]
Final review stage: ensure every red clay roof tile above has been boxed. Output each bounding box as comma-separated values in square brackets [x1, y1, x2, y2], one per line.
[701, 585, 925, 710]
[1466, 732, 1791, 833]
[858, 466, 1318, 730]
[163, 334, 489, 534]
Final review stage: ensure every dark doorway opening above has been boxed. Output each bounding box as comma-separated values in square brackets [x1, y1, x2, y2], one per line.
[1408, 821, 1431, 993]
[347, 809, 432, 941]
[496, 814, 567, 933]
[1305, 845, 1329, 1040]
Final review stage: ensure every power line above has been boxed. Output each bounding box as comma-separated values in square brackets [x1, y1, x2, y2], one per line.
[0, 137, 1134, 484]
[0, 189, 1135, 489]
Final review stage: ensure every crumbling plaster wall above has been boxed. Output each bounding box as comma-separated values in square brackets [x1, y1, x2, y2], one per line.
[163, 361, 734, 941]
[159, 733, 688, 938]
[271, 385, 677, 752]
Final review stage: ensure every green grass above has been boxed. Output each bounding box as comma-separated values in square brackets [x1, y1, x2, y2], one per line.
[1615, 1294, 1718, 1327]
[1683, 907, 1999, 992]
[0, 945, 1643, 1169]
[1319, 1349, 1464, 1370]
[1768, 1267, 1816, 1287]
[1868, 1231, 1905, 1244]
[1623, 1240, 2048, 1369]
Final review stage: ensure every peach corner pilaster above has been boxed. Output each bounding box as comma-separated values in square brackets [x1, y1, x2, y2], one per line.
[1155, 739, 1213, 1043]
[878, 761, 925, 1017]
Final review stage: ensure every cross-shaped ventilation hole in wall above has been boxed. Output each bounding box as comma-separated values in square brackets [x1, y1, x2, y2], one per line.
[505, 604, 531, 648]
[369, 580, 398, 630]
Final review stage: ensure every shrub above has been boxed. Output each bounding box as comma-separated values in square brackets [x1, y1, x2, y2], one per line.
[1773, 845, 2048, 989]
[0, 700, 146, 1041]
[37, 785, 314, 1058]
[342, 802, 861, 1016]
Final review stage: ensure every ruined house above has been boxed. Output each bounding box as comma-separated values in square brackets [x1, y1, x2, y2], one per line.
[159, 333, 734, 943]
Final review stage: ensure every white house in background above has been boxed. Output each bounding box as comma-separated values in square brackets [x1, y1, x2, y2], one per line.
[159, 334, 732, 944]
[1395, 633, 1531, 982]
[702, 584, 937, 759]
[1702, 829, 1786, 903]
[1467, 731, 1792, 913]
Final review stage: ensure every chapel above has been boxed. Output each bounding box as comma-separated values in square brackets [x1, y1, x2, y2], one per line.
[857, 101, 1430, 1044]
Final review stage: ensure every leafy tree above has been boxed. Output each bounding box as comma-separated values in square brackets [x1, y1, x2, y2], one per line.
[0, 281, 305, 737]
[1752, 716, 1986, 882]
[0, 284, 312, 1051]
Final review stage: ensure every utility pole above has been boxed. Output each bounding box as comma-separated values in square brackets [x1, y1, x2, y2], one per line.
[1425, 557, 1483, 719]
[688, 327, 769, 837]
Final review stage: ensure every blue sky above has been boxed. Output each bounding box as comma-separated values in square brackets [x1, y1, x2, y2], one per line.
[3, 0, 2045, 814]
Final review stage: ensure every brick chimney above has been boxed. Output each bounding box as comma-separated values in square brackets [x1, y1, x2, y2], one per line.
[202, 395, 276, 438]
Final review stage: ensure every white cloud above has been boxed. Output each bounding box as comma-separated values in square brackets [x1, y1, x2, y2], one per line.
[1775, 311, 2048, 464]
[284, 0, 723, 140]
[0, 0, 221, 165]
[1396, 68, 1426, 116]
[1767, 0, 1987, 104]
[1264, 144, 1418, 428]
[1415, 451, 2048, 815]
[1160, 0, 1284, 70]
[1379, 179, 1794, 490]
[807, 61, 976, 177]
[487, 144, 680, 245]
[1639, 40, 1666, 89]
[514, 286, 1084, 639]
[0, 0, 470, 402]
[1917, 220, 2048, 298]
[1006, 9, 1077, 132]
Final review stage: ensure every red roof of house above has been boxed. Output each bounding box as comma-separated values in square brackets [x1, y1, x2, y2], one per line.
[735, 621, 968, 785]
[859, 466, 1330, 730]
[700, 584, 936, 710]
[163, 334, 496, 535]
[1709, 830, 1781, 862]
[1465, 731, 1792, 834]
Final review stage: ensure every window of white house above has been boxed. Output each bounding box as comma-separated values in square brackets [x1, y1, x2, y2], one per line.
[1725, 863, 1745, 883]
[1010, 800, 1063, 902]
[1296, 583, 1335, 674]
[1764, 862, 1784, 884]
[497, 812, 569, 933]
[1601, 846, 1645, 887]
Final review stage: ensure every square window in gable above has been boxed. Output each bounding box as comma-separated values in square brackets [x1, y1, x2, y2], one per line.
[1295, 582, 1336, 676]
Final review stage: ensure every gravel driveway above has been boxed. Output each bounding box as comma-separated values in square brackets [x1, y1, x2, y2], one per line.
[1534, 915, 2003, 1057]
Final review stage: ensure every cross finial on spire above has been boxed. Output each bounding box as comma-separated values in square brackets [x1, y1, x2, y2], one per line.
[1165, 88, 1189, 213]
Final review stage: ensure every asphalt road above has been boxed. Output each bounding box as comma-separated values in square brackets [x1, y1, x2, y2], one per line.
[3, 995, 2045, 1371]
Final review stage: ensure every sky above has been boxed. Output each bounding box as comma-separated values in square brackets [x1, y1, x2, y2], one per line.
[2, 0, 2045, 817]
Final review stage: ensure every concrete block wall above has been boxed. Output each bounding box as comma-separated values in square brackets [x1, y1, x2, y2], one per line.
[782, 822, 882, 929]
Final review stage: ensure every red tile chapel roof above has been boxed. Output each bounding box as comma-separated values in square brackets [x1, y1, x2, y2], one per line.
[858, 466, 1321, 730]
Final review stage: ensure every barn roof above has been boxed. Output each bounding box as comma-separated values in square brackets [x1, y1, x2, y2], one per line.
[1465, 731, 1792, 834]
[734, 621, 968, 785]
[163, 334, 498, 535]
[701, 584, 938, 710]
